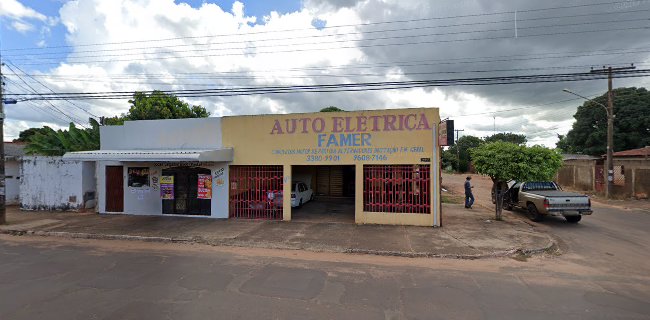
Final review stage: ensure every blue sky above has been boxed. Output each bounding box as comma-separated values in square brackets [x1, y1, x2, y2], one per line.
[1, 0, 302, 73]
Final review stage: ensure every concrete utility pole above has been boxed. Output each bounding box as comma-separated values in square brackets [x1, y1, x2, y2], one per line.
[454, 129, 464, 173]
[0, 61, 5, 224]
[590, 64, 635, 199]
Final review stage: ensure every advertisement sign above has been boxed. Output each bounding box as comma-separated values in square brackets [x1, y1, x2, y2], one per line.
[438, 119, 454, 146]
[197, 174, 212, 199]
[160, 175, 174, 199]
[222, 108, 440, 165]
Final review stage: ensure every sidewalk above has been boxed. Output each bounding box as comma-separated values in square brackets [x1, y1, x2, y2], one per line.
[0, 204, 554, 259]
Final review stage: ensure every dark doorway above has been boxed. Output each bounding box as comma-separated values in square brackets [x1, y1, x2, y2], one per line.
[162, 167, 211, 216]
[105, 166, 124, 212]
[292, 165, 355, 223]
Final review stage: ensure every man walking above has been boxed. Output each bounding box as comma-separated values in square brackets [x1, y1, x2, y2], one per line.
[464, 176, 474, 209]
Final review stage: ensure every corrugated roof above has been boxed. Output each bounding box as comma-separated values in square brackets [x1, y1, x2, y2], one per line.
[562, 154, 600, 160]
[62, 148, 234, 162]
[613, 146, 650, 157]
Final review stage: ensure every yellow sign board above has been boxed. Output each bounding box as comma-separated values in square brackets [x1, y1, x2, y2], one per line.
[222, 108, 439, 165]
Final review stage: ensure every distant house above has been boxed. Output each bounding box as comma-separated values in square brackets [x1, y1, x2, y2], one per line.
[4, 142, 26, 205]
[611, 146, 650, 199]
[558, 147, 650, 199]
[557, 154, 601, 192]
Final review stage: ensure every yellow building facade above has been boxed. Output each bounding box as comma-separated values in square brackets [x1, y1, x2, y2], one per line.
[222, 107, 441, 227]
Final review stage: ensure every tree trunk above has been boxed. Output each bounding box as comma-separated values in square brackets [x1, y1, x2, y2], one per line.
[492, 179, 508, 221]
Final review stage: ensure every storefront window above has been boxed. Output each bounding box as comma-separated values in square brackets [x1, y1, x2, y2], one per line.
[128, 167, 150, 187]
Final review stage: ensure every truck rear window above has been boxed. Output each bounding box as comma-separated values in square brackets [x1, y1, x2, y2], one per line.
[523, 182, 557, 191]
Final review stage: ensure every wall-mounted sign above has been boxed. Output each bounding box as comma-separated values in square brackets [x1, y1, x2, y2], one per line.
[438, 119, 454, 146]
[222, 108, 440, 165]
[197, 174, 212, 199]
[160, 175, 174, 199]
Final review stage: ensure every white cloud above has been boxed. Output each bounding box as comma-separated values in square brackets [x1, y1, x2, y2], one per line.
[0, 0, 47, 21]
[4, 0, 650, 147]
[11, 20, 33, 33]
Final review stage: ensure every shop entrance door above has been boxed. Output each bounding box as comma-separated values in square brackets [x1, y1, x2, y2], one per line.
[105, 166, 124, 212]
[162, 167, 211, 216]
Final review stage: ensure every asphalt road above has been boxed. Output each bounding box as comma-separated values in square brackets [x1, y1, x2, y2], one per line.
[2, 199, 650, 320]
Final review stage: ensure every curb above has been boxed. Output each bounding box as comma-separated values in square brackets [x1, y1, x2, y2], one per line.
[1, 228, 558, 260]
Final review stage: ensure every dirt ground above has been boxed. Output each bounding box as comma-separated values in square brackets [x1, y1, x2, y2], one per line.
[442, 172, 494, 208]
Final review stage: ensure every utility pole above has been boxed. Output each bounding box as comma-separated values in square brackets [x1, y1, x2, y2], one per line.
[454, 129, 464, 173]
[590, 64, 635, 199]
[0, 60, 5, 224]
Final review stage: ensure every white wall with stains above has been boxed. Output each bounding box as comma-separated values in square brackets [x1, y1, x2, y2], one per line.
[5, 160, 21, 205]
[20, 157, 96, 211]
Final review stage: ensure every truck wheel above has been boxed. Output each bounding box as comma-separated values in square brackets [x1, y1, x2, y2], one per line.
[565, 215, 582, 223]
[527, 203, 543, 222]
[505, 203, 513, 211]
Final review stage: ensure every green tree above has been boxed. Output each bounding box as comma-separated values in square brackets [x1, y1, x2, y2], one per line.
[13, 127, 49, 142]
[320, 106, 344, 112]
[442, 135, 483, 172]
[471, 141, 563, 220]
[104, 90, 209, 124]
[563, 87, 650, 155]
[25, 119, 100, 156]
[555, 134, 574, 153]
[484, 132, 527, 145]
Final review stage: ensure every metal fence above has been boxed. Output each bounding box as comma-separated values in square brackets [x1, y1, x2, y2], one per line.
[229, 165, 284, 219]
[363, 164, 430, 214]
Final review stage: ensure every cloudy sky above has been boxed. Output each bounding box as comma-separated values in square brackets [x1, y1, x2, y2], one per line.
[1, 0, 649, 146]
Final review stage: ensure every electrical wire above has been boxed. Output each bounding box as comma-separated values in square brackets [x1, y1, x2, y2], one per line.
[2, 0, 640, 52]
[6, 61, 99, 119]
[7, 69, 649, 101]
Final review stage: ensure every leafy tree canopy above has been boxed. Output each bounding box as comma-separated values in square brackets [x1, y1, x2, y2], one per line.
[442, 135, 484, 172]
[14, 127, 50, 142]
[320, 106, 345, 112]
[560, 87, 650, 155]
[471, 141, 563, 220]
[471, 141, 563, 183]
[104, 90, 209, 125]
[484, 132, 527, 145]
[25, 119, 100, 156]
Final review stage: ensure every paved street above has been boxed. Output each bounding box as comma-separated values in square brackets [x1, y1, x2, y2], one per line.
[2, 197, 650, 320]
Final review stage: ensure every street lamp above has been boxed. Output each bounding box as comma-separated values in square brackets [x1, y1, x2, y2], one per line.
[563, 88, 614, 199]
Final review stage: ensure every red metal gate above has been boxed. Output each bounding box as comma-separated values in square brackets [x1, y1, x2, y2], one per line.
[229, 165, 284, 219]
[363, 165, 430, 214]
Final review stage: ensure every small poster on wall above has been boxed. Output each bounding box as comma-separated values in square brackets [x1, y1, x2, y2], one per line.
[198, 174, 212, 199]
[160, 175, 174, 199]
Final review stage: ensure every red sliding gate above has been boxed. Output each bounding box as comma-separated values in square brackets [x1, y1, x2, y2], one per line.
[229, 165, 284, 219]
[363, 164, 431, 214]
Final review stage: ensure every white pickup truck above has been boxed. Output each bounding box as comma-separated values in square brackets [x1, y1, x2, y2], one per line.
[502, 181, 592, 223]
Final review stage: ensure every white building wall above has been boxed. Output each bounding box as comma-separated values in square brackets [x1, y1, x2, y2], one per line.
[101, 117, 223, 150]
[20, 156, 85, 211]
[5, 160, 21, 205]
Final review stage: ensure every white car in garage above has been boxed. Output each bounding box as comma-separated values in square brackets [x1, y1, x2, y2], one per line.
[291, 181, 313, 207]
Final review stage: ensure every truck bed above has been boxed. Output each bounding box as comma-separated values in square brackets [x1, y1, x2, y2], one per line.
[526, 190, 586, 198]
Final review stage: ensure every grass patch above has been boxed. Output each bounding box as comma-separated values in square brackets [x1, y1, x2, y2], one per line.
[441, 193, 464, 204]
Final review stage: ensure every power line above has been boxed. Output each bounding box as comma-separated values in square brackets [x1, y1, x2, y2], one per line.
[14, 24, 650, 66]
[5, 9, 649, 59]
[11, 22, 650, 66]
[5, 64, 87, 127]
[6, 61, 99, 119]
[7, 69, 650, 101]
[3, 0, 638, 53]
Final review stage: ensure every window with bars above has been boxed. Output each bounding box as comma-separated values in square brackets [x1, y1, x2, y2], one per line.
[363, 164, 430, 214]
[229, 165, 284, 219]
